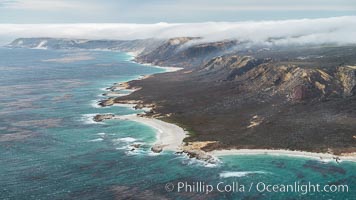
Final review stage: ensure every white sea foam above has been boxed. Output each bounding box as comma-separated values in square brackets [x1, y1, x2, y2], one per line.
[125, 148, 148, 155]
[90, 100, 101, 108]
[187, 158, 220, 168]
[134, 75, 143, 80]
[114, 137, 137, 143]
[147, 152, 161, 156]
[116, 141, 148, 155]
[179, 154, 220, 168]
[90, 138, 104, 142]
[125, 150, 141, 155]
[81, 114, 104, 124]
[100, 87, 110, 92]
[116, 146, 129, 150]
[219, 171, 267, 178]
[97, 132, 106, 136]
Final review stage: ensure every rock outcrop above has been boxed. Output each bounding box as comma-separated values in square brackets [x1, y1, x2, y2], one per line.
[337, 66, 356, 97]
[93, 114, 115, 122]
[182, 141, 218, 163]
[98, 98, 115, 107]
[151, 144, 163, 153]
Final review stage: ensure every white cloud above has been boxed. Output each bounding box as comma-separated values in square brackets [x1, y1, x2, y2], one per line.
[0, 16, 356, 46]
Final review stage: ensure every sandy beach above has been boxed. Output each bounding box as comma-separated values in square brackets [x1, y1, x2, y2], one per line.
[142, 64, 183, 72]
[115, 114, 187, 152]
[98, 55, 186, 152]
[211, 149, 356, 162]
[127, 51, 183, 73]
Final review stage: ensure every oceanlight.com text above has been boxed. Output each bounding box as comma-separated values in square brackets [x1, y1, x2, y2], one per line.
[165, 181, 349, 195]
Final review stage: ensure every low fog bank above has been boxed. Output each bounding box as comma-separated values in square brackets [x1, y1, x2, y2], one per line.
[1, 16, 356, 46]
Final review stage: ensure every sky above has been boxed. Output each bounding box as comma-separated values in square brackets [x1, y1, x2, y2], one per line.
[0, 0, 355, 23]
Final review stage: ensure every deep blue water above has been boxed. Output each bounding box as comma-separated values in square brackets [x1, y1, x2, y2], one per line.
[0, 48, 355, 200]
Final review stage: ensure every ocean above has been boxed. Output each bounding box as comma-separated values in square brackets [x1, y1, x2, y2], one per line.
[0, 48, 354, 199]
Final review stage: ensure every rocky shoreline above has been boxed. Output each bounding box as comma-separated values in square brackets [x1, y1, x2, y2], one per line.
[90, 58, 225, 163]
[91, 111, 356, 163]
[94, 63, 189, 148]
[92, 54, 356, 164]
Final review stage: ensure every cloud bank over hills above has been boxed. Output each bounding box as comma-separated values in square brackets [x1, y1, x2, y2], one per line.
[1, 16, 356, 46]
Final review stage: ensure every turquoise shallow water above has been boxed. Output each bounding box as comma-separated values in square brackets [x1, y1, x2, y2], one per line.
[0, 48, 355, 200]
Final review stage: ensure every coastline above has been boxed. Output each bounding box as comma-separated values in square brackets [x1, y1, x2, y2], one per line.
[114, 114, 187, 152]
[211, 149, 356, 163]
[100, 52, 187, 152]
[126, 51, 184, 72]
[101, 51, 356, 162]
